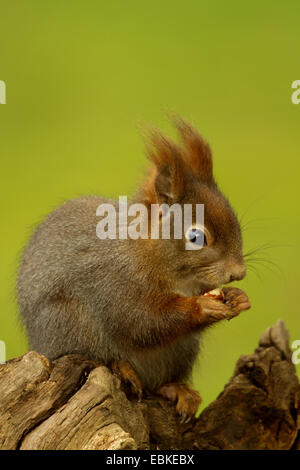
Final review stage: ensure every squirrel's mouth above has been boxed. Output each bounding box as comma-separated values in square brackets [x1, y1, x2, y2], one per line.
[200, 285, 220, 295]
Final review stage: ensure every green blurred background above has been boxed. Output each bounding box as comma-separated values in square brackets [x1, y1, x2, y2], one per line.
[0, 0, 299, 409]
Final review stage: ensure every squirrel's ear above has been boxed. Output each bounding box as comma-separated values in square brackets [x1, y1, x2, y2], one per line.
[146, 130, 186, 204]
[173, 117, 213, 182]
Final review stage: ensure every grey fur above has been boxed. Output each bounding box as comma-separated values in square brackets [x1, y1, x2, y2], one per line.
[18, 196, 202, 390]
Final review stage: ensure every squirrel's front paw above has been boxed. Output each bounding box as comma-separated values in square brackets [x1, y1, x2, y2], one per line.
[222, 287, 251, 318]
[197, 287, 250, 324]
[197, 296, 231, 323]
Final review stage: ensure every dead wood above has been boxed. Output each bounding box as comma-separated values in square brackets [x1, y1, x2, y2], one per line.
[0, 320, 299, 450]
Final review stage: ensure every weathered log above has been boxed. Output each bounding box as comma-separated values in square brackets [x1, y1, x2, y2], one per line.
[0, 320, 299, 450]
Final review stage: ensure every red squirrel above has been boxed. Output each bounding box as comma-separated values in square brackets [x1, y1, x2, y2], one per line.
[17, 117, 250, 420]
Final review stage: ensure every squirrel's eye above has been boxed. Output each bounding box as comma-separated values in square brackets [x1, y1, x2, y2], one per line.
[186, 228, 207, 247]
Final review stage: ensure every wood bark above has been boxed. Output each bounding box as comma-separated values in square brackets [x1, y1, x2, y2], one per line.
[0, 320, 299, 450]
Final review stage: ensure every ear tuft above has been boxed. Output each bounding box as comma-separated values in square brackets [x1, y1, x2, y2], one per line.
[172, 116, 213, 181]
[145, 129, 186, 203]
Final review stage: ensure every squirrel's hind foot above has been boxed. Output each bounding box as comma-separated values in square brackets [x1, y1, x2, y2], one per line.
[110, 360, 143, 401]
[155, 383, 202, 423]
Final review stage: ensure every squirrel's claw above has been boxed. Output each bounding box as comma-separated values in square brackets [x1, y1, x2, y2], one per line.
[180, 413, 192, 425]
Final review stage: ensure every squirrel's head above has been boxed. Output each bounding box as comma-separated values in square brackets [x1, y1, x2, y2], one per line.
[138, 117, 246, 297]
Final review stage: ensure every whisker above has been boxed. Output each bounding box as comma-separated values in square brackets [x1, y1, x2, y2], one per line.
[240, 217, 280, 233]
[245, 257, 285, 280]
[243, 242, 291, 259]
[246, 263, 263, 281]
[238, 195, 269, 226]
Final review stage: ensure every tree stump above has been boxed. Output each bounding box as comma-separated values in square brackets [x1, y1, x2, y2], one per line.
[0, 320, 299, 450]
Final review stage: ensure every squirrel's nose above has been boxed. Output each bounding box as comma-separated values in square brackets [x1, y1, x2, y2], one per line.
[229, 264, 246, 282]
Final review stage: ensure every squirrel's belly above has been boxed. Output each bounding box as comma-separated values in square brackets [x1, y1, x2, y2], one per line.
[125, 332, 201, 391]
